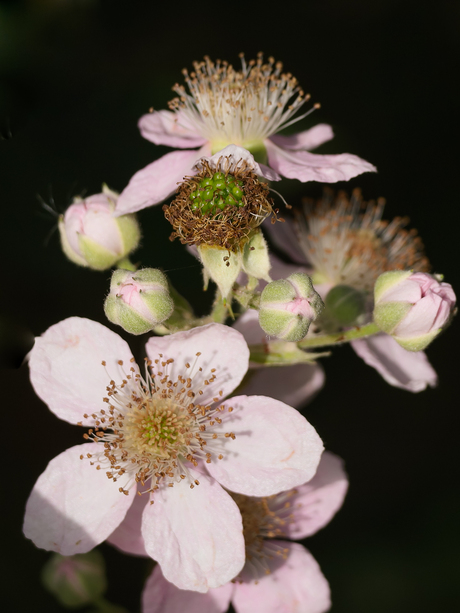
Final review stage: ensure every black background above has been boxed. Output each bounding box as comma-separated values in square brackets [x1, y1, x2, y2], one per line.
[1, 1, 459, 611]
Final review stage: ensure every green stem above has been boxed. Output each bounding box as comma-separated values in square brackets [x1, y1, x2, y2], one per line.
[297, 322, 381, 349]
[210, 293, 229, 323]
[90, 596, 129, 613]
[116, 257, 137, 271]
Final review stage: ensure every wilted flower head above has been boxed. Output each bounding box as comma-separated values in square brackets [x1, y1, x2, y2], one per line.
[163, 145, 276, 251]
[295, 189, 430, 292]
[59, 185, 140, 270]
[24, 318, 323, 592]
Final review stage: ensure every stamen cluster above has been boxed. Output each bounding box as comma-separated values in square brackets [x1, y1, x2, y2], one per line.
[80, 355, 235, 496]
[297, 189, 430, 290]
[169, 53, 308, 147]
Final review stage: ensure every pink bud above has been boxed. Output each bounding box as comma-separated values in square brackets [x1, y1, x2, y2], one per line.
[373, 271, 456, 351]
[58, 186, 140, 270]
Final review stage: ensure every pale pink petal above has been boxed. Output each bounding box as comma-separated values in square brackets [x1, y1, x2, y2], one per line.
[107, 485, 148, 557]
[232, 542, 330, 613]
[141, 467, 245, 592]
[206, 395, 324, 496]
[232, 309, 265, 346]
[266, 140, 376, 183]
[282, 451, 348, 539]
[238, 363, 325, 409]
[351, 334, 437, 392]
[116, 145, 211, 215]
[29, 317, 133, 426]
[139, 110, 207, 148]
[142, 565, 233, 613]
[264, 219, 309, 265]
[195, 145, 281, 182]
[23, 443, 134, 555]
[145, 323, 249, 405]
[268, 124, 334, 151]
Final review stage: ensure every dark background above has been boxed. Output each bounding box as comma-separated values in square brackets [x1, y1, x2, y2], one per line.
[1, 0, 459, 611]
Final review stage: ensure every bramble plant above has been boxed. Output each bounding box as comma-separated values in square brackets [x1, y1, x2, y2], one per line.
[24, 55, 456, 613]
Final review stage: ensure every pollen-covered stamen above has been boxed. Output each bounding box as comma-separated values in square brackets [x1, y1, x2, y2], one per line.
[164, 158, 274, 250]
[231, 490, 298, 580]
[297, 189, 430, 291]
[81, 356, 235, 495]
[168, 53, 312, 148]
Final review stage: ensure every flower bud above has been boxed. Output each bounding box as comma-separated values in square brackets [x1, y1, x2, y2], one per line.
[104, 268, 174, 335]
[58, 185, 140, 270]
[41, 551, 107, 608]
[373, 270, 456, 351]
[324, 284, 366, 327]
[259, 272, 324, 342]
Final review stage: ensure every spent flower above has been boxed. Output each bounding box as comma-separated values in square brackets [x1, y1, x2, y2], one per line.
[24, 318, 323, 592]
[115, 55, 376, 215]
[59, 185, 140, 270]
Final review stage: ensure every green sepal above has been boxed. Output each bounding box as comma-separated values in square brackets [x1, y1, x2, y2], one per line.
[373, 301, 413, 334]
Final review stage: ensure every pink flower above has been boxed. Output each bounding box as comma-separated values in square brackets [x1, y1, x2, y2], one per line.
[373, 271, 456, 351]
[139, 452, 348, 613]
[265, 191, 439, 392]
[115, 56, 376, 215]
[23, 318, 324, 593]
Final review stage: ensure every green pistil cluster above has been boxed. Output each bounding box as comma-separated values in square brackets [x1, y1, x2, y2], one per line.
[142, 415, 178, 445]
[190, 172, 244, 215]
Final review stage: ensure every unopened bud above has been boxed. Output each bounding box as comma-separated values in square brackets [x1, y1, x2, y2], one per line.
[373, 270, 456, 351]
[324, 284, 366, 326]
[58, 185, 140, 270]
[104, 268, 174, 335]
[259, 272, 324, 341]
[41, 551, 106, 608]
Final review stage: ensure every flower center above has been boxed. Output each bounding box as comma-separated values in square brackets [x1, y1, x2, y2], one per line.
[297, 189, 430, 291]
[164, 160, 274, 250]
[80, 355, 235, 496]
[231, 490, 298, 580]
[169, 54, 309, 146]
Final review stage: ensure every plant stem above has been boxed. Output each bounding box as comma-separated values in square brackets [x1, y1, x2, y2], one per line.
[116, 257, 137, 271]
[297, 322, 381, 349]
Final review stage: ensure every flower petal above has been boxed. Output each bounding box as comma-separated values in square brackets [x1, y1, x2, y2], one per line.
[351, 334, 437, 392]
[232, 542, 330, 613]
[238, 362, 325, 410]
[264, 219, 309, 265]
[142, 565, 233, 613]
[141, 467, 245, 592]
[195, 145, 281, 181]
[107, 485, 149, 557]
[29, 317, 133, 426]
[145, 323, 249, 405]
[116, 145, 210, 215]
[139, 110, 207, 148]
[268, 124, 334, 151]
[23, 443, 134, 555]
[206, 395, 324, 496]
[266, 140, 376, 183]
[282, 451, 348, 539]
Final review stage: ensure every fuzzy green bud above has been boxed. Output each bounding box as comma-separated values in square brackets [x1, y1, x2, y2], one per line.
[41, 551, 107, 608]
[259, 272, 324, 342]
[104, 268, 174, 335]
[324, 284, 366, 326]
